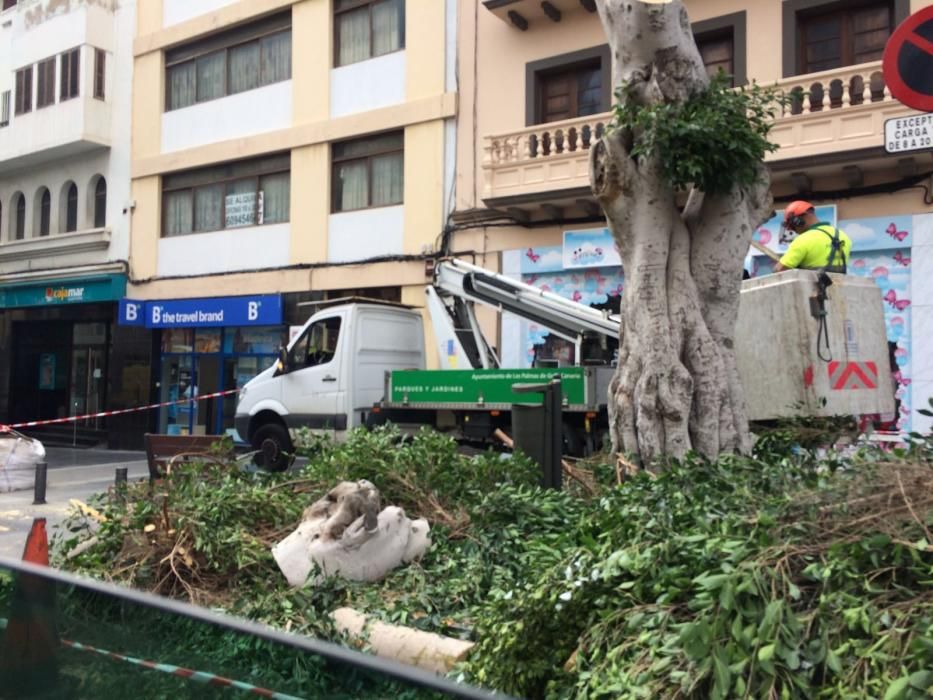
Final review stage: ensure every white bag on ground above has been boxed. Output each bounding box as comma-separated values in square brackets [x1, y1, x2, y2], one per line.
[0, 433, 46, 493]
[272, 480, 431, 586]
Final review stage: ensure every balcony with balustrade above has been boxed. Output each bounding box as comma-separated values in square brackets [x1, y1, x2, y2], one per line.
[482, 61, 926, 210]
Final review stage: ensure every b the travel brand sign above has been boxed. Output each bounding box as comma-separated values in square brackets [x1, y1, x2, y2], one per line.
[562, 228, 622, 270]
[119, 295, 283, 328]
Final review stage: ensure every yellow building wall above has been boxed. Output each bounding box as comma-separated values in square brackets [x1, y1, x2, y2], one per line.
[289, 143, 330, 263]
[406, 0, 447, 100]
[292, 0, 330, 124]
[129, 176, 161, 281]
[404, 121, 445, 255]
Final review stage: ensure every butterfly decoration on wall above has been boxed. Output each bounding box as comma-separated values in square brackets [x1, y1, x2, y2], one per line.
[884, 289, 911, 311]
[525, 274, 539, 285]
[608, 283, 624, 297]
[886, 223, 908, 242]
[525, 248, 541, 263]
[571, 290, 583, 303]
[892, 251, 911, 267]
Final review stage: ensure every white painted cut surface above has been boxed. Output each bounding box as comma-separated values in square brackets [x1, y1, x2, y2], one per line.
[327, 206, 404, 263]
[330, 52, 406, 119]
[161, 81, 293, 153]
[163, 0, 239, 27]
[157, 224, 291, 276]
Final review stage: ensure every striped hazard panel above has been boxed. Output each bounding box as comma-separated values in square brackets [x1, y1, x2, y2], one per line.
[828, 361, 878, 390]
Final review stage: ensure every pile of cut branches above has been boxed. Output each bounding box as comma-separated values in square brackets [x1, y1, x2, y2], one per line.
[52, 421, 932, 699]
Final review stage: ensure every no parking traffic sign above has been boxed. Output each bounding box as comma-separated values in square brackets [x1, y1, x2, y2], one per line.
[882, 6, 933, 113]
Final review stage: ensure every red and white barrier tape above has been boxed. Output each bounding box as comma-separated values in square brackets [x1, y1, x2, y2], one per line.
[0, 389, 239, 433]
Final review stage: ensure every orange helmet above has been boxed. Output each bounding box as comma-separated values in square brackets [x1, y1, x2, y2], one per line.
[783, 200, 814, 224]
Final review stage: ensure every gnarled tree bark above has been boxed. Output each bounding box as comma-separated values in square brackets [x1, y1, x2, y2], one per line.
[591, 0, 773, 463]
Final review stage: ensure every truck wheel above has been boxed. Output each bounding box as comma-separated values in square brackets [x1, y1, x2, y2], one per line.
[252, 423, 293, 472]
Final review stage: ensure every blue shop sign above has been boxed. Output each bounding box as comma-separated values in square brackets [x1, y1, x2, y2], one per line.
[117, 295, 283, 328]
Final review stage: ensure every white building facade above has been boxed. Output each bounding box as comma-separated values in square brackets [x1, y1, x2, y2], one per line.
[0, 0, 148, 448]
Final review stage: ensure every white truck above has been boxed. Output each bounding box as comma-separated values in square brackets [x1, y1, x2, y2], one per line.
[235, 261, 894, 470]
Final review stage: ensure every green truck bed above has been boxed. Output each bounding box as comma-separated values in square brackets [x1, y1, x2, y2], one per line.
[385, 367, 603, 411]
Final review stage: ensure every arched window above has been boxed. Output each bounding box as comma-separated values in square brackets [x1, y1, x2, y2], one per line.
[65, 182, 78, 232]
[94, 177, 107, 228]
[15, 193, 25, 240]
[39, 188, 51, 236]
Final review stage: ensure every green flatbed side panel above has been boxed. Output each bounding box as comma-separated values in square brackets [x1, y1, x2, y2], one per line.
[389, 367, 586, 406]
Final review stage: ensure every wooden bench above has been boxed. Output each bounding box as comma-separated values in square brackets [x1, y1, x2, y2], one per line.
[143, 433, 234, 482]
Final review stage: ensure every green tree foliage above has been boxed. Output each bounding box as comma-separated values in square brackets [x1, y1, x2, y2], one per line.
[610, 72, 786, 194]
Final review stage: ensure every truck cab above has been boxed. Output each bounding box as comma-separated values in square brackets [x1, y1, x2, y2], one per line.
[235, 301, 425, 470]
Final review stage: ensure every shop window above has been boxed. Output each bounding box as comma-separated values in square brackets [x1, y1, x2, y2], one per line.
[60, 48, 80, 101]
[36, 57, 55, 109]
[14, 193, 25, 240]
[161, 153, 291, 236]
[290, 317, 342, 368]
[335, 0, 405, 67]
[37, 188, 50, 237]
[94, 48, 106, 100]
[0, 90, 9, 126]
[526, 46, 611, 126]
[782, 0, 908, 77]
[94, 177, 107, 228]
[332, 131, 404, 212]
[14, 66, 32, 115]
[165, 12, 292, 111]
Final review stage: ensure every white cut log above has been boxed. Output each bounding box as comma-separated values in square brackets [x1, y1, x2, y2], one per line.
[332, 607, 474, 675]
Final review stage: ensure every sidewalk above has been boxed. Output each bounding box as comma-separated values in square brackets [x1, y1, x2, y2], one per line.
[0, 449, 149, 559]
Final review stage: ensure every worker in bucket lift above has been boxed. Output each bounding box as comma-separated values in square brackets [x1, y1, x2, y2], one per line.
[775, 200, 852, 274]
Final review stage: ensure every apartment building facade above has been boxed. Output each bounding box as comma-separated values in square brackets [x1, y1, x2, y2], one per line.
[0, 0, 146, 447]
[126, 0, 457, 439]
[451, 0, 933, 433]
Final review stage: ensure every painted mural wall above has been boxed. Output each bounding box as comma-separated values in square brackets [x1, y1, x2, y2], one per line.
[503, 212, 933, 433]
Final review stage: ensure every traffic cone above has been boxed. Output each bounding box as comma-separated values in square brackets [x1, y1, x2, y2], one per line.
[21, 517, 50, 566]
[0, 518, 59, 697]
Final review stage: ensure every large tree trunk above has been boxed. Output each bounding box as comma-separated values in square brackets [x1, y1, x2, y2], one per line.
[591, 0, 773, 463]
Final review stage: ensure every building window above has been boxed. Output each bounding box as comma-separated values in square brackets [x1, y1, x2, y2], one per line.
[2, 0, 17, 9]
[161, 153, 291, 237]
[525, 46, 611, 126]
[14, 194, 25, 240]
[783, 0, 908, 77]
[94, 177, 107, 228]
[38, 188, 51, 237]
[165, 13, 292, 111]
[94, 49, 106, 100]
[332, 131, 404, 212]
[0, 90, 9, 127]
[692, 12, 747, 87]
[64, 183, 78, 232]
[14, 66, 32, 115]
[697, 33, 734, 82]
[334, 0, 405, 67]
[800, 2, 892, 73]
[36, 57, 56, 109]
[60, 48, 80, 101]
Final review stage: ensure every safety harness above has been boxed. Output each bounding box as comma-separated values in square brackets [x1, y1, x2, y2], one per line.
[811, 225, 847, 362]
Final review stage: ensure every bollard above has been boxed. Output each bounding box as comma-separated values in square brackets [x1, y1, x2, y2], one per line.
[32, 462, 48, 505]
[114, 467, 128, 503]
[511, 376, 563, 490]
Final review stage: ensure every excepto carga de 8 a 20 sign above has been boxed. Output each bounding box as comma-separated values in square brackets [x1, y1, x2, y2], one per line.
[884, 114, 933, 154]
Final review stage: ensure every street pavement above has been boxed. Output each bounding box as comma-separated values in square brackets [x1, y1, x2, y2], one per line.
[0, 447, 149, 560]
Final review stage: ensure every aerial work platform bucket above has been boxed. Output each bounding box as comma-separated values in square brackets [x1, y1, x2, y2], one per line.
[736, 270, 895, 421]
